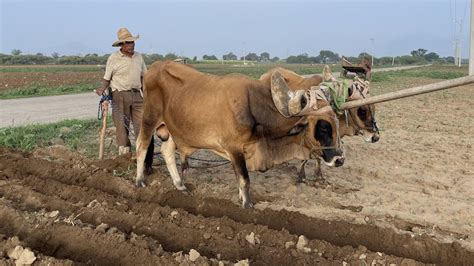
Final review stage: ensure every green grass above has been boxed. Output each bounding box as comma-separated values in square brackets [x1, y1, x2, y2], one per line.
[372, 66, 467, 82]
[0, 118, 109, 158]
[0, 83, 99, 99]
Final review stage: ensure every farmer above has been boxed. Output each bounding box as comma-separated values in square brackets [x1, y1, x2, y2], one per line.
[96, 28, 147, 155]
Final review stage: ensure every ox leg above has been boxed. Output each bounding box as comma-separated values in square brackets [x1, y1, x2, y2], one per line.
[296, 160, 308, 183]
[136, 130, 154, 188]
[229, 152, 253, 208]
[161, 136, 187, 192]
[180, 153, 189, 181]
[144, 135, 155, 175]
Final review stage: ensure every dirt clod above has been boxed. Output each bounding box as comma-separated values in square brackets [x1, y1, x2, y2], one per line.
[285, 241, 295, 249]
[189, 249, 200, 262]
[296, 235, 308, 250]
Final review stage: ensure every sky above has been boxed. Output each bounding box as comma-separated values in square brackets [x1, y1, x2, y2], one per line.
[0, 0, 472, 59]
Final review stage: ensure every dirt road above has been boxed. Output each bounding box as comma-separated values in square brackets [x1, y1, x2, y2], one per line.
[0, 93, 98, 128]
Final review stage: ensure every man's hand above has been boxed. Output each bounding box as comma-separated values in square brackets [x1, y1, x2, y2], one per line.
[95, 87, 105, 96]
[96, 79, 111, 96]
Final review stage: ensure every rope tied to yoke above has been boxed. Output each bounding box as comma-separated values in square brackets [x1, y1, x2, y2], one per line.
[319, 78, 350, 114]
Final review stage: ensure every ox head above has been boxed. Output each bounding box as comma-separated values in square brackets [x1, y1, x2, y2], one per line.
[322, 66, 380, 143]
[271, 71, 344, 167]
[343, 78, 380, 143]
[303, 113, 345, 167]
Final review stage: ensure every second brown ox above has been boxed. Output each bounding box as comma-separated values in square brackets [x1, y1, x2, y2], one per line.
[260, 66, 379, 181]
[135, 61, 344, 208]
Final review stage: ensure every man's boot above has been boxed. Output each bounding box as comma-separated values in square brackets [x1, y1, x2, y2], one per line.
[118, 146, 131, 155]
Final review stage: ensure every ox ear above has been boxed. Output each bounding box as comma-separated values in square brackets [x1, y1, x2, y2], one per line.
[271, 71, 293, 118]
[287, 117, 308, 136]
[322, 65, 335, 82]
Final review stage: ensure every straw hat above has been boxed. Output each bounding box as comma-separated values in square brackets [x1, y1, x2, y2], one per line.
[112, 28, 140, 47]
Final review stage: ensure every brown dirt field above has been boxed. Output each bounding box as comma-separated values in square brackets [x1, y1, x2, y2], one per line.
[0, 71, 101, 90]
[0, 76, 473, 265]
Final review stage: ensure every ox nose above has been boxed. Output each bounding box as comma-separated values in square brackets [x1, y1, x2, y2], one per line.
[371, 134, 380, 143]
[335, 157, 344, 167]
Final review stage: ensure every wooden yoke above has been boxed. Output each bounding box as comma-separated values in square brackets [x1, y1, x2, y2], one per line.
[340, 75, 474, 110]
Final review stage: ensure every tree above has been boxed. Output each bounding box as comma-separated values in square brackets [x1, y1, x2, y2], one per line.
[223, 52, 237, 60]
[11, 49, 22, 55]
[244, 53, 259, 61]
[410, 48, 427, 57]
[286, 53, 321, 64]
[318, 50, 339, 63]
[444, 56, 455, 64]
[424, 52, 439, 62]
[358, 52, 371, 60]
[399, 55, 421, 65]
[260, 52, 270, 61]
[164, 53, 178, 60]
[193, 56, 197, 62]
[203, 54, 218, 60]
[270, 56, 280, 62]
[51, 52, 60, 59]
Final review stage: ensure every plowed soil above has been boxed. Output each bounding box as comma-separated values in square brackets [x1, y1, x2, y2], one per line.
[0, 77, 473, 265]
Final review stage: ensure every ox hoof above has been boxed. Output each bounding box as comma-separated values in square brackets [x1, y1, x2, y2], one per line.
[242, 201, 254, 209]
[296, 176, 305, 184]
[177, 186, 190, 195]
[144, 166, 154, 176]
[136, 180, 146, 188]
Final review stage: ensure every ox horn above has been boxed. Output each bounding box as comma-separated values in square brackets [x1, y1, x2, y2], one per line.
[339, 75, 474, 110]
[271, 71, 335, 117]
[271, 70, 295, 118]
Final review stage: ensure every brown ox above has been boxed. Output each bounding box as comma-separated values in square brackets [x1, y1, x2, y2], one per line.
[260, 66, 379, 180]
[135, 61, 344, 208]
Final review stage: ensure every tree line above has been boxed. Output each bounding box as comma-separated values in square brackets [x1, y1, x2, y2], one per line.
[1, 48, 454, 65]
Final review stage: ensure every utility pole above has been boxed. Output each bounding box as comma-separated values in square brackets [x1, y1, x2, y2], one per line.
[370, 38, 375, 67]
[242, 42, 246, 65]
[469, 0, 474, 75]
[459, 39, 462, 67]
[454, 39, 459, 65]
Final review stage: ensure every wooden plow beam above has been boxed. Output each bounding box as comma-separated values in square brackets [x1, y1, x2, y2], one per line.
[340, 75, 474, 110]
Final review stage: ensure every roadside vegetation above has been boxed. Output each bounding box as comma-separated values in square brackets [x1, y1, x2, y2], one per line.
[371, 65, 467, 83]
[0, 118, 110, 158]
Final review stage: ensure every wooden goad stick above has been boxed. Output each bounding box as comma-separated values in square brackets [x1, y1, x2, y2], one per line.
[98, 100, 109, 159]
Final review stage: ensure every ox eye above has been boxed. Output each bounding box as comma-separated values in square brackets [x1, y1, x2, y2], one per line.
[300, 96, 307, 110]
[358, 108, 367, 118]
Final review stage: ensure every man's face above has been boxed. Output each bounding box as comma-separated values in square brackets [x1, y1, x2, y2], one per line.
[120, 41, 135, 54]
